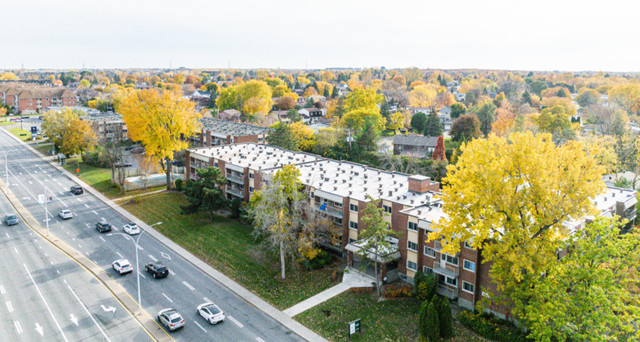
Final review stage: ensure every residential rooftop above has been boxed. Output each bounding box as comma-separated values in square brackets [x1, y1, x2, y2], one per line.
[200, 117, 270, 138]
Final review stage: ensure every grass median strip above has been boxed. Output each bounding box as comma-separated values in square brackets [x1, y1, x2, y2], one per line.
[121, 191, 340, 310]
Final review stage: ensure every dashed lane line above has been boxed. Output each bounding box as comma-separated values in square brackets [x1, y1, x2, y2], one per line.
[182, 281, 195, 291]
[162, 293, 173, 303]
[228, 316, 244, 328]
[23, 264, 69, 342]
[6, 301, 13, 312]
[148, 255, 158, 262]
[193, 321, 207, 333]
[14, 321, 22, 334]
[67, 285, 112, 342]
[116, 251, 124, 259]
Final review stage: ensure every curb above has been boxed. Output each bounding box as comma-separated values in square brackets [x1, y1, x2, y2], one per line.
[2, 129, 326, 342]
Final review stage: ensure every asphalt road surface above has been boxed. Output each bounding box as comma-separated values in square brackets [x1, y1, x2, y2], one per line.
[0, 129, 303, 342]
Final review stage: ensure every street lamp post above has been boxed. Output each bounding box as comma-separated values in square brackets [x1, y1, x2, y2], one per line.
[108, 221, 162, 312]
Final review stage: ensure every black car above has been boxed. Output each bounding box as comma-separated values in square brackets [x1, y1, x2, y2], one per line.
[70, 186, 83, 195]
[145, 262, 169, 279]
[96, 220, 113, 233]
[4, 214, 19, 226]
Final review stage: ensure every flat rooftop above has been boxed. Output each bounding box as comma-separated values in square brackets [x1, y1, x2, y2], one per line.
[200, 117, 270, 138]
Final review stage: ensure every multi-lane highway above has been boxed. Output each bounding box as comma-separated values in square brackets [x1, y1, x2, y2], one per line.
[0, 129, 304, 342]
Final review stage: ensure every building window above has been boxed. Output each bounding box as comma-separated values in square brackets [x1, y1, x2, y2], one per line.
[408, 221, 418, 231]
[214, 162, 218, 167]
[445, 276, 457, 287]
[349, 204, 358, 212]
[424, 246, 436, 258]
[423, 266, 434, 274]
[249, 187, 254, 193]
[464, 241, 473, 249]
[310, 192, 314, 199]
[349, 221, 358, 230]
[407, 241, 418, 252]
[441, 253, 458, 266]
[462, 281, 475, 294]
[407, 261, 417, 271]
[463, 260, 476, 272]
[249, 173, 254, 179]
[383, 205, 392, 214]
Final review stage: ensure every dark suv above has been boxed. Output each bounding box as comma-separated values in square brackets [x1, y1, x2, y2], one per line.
[70, 186, 83, 195]
[95, 220, 113, 233]
[145, 262, 169, 279]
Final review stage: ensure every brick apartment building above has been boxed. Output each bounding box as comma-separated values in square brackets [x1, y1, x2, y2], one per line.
[81, 113, 128, 142]
[185, 143, 637, 316]
[190, 117, 269, 147]
[0, 83, 77, 113]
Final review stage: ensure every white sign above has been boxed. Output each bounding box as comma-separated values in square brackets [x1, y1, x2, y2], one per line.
[38, 194, 46, 205]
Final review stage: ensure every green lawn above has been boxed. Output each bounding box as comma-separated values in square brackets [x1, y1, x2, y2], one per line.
[8, 127, 32, 141]
[295, 291, 488, 342]
[62, 157, 122, 197]
[122, 192, 341, 310]
[33, 143, 55, 156]
[0, 119, 13, 126]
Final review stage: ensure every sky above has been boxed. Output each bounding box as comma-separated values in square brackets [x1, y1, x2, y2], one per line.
[1, 0, 639, 72]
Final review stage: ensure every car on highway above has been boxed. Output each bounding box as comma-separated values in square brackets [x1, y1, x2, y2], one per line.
[157, 308, 185, 331]
[96, 219, 113, 233]
[58, 209, 73, 220]
[123, 222, 140, 235]
[70, 185, 84, 195]
[4, 214, 20, 226]
[196, 302, 225, 325]
[112, 259, 133, 275]
[145, 261, 169, 279]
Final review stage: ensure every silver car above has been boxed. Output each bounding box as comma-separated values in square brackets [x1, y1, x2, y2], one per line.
[157, 308, 185, 331]
[123, 222, 140, 235]
[58, 209, 73, 220]
[197, 302, 225, 324]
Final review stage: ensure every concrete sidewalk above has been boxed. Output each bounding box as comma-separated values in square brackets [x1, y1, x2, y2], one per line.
[3, 128, 326, 342]
[283, 268, 375, 317]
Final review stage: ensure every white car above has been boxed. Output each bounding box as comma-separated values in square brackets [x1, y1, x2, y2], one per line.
[197, 302, 225, 324]
[58, 209, 73, 220]
[112, 259, 133, 275]
[157, 308, 185, 331]
[123, 222, 140, 235]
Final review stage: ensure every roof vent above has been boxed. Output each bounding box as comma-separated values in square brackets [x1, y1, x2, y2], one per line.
[334, 186, 337, 191]
[389, 190, 393, 196]
[324, 177, 329, 182]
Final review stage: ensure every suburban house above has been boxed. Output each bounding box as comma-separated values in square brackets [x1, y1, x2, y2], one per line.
[0, 83, 77, 113]
[190, 118, 270, 147]
[438, 107, 453, 132]
[408, 107, 432, 115]
[81, 113, 128, 142]
[190, 90, 211, 108]
[217, 109, 242, 122]
[393, 135, 439, 158]
[185, 142, 637, 318]
[298, 107, 325, 118]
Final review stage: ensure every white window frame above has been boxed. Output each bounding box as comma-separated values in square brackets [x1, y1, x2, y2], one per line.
[349, 204, 358, 212]
[463, 259, 476, 273]
[249, 172, 254, 179]
[444, 276, 457, 287]
[407, 241, 418, 252]
[349, 221, 358, 230]
[462, 281, 475, 294]
[441, 253, 459, 266]
[424, 246, 436, 258]
[408, 221, 418, 231]
[406, 260, 417, 271]
[383, 205, 392, 214]
[423, 266, 434, 274]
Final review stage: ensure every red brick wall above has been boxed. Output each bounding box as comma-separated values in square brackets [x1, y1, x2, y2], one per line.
[235, 135, 260, 144]
[393, 203, 408, 275]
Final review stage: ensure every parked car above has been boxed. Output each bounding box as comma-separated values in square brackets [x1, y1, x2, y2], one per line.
[130, 147, 145, 154]
[123, 222, 140, 235]
[157, 308, 185, 331]
[58, 209, 73, 220]
[70, 186, 83, 195]
[145, 262, 169, 279]
[96, 219, 112, 233]
[4, 214, 20, 226]
[112, 259, 133, 275]
[196, 302, 225, 325]
[114, 162, 132, 168]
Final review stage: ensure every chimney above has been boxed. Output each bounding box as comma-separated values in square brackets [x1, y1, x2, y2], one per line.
[408, 175, 436, 193]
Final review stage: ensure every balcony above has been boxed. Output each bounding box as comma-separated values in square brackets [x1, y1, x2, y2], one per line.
[436, 284, 458, 299]
[315, 203, 343, 218]
[226, 174, 244, 184]
[226, 187, 244, 198]
[433, 260, 459, 278]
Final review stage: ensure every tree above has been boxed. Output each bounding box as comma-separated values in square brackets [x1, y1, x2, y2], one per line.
[437, 298, 453, 338]
[331, 86, 339, 99]
[408, 85, 437, 107]
[432, 135, 446, 161]
[386, 112, 405, 131]
[522, 91, 533, 106]
[41, 108, 96, 157]
[341, 108, 386, 132]
[181, 167, 229, 221]
[217, 85, 239, 111]
[117, 88, 201, 190]
[423, 111, 442, 137]
[266, 122, 298, 150]
[584, 104, 629, 137]
[609, 83, 640, 114]
[534, 105, 575, 142]
[469, 101, 497, 136]
[354, 118, 381, 156]
[429, 132, 605, 321]
[491, 108, 516, 137]
[290, 121, 315, 151]
[525, 217, 640, 341]
[276, 95, 296, 110]
[576, 88, 600, 107]
[529, 80, 548, 96]
[343, 87, 383, 113]
[357, 197, 400, 297]
[410, 112, 428, 133]
[379, 99, 391, 120]
[450, 102, 466, 119]
[423, 302, 440, 341]
[450, 114, 481, 142]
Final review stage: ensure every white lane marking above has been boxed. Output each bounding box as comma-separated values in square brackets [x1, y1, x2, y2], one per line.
[136, 245, 143, 251]
[116, 252, 124, 258]
[101, 305, 116, 313]
[148, 254, 158, 262]
[169, 270, 176, 276]
[162, 293, 173, 303]
[182, 281, 195, 291]
[44, 253, 48, 257]
[256, 338, 266, 342]
[84, 223, 90, 228]
[77, 198, 83, 203]
[6, 301, 13, 312]
[63, 279, 67, 284]
[50, 261, 54, 265]
[92, 210, 99, 215]
[138, 271, 146, 279]
[203, 297, 212, 303]
[38, 246, 42, 249]
[84, 204, 90, 208]
[13, 247, 18, 255]
[67, 285, 112, 342]
[5, 232, 8, 238]
[193, 320, 208, 333]
[69, 314, 79, 326]
[228, 315, 244, 328]
[35, 322, 43, 336]
[19, 165, 67, 207]
[56, 270, 60, 274]
[66, 231, 70, 235]
[85, 252, 89, 256]
[0, 285, 5, 295]
[28, 180, 32, 184]
[160, 252, 171, 260]
[72, 238, 76, 241]
[99, 236, 106, 242]
[23, 264, 70, 342]
[78, 244, 82, 248]
[14, 321, 22, 334]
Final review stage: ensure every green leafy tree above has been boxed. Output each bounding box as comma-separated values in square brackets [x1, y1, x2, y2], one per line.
[438, 298, 453, 338]
[450, 102, 466, 119]
[469, 101, 497, 136]
[423, 111, 443, 137]
[522, 91, 533, 106]
[357, 197, 400, 297]
[266, 123, 298, 151]
[424, 302, 440, 341]
[331, 86, 339, 99]
[530, 80, 548, 96]
[180, 167, 229, 221]
[450, 114, 481, 142]
[576, 88, 600, 107]
[286, 109, 301, 122]
[380, 99, 391, 120]
[418, 300, 430, 339]
[410, 112, 428, 133]
[535, 105, 575, 142]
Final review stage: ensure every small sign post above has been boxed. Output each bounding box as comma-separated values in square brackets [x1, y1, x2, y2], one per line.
[348, 318, 361, 339]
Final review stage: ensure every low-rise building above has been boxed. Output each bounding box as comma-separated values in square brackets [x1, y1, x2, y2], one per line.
[0, 83, 77, 113]
[393, 135, 439, 158]
[190, 118, 269, 147]
[81, 113, 128, 142]
[217, 109, 242, 122]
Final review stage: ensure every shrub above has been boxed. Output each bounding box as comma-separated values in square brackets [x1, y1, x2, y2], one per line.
[230, 198, 242, 218]
[350, 287, 373, 294]
[302, 250, 333, 270]
[418, 300, 429, 339]
[174, 178, 183, 191]
[424, 302, 440, 341]
[416, 273, 436, 301]
[382, 284, 413, 298]
[438, 297, 453, 338]
[459, 311, 532, 342]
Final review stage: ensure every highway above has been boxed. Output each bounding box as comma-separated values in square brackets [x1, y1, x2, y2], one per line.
[0, 186, 152, 341]
[0, 129, 303, 342]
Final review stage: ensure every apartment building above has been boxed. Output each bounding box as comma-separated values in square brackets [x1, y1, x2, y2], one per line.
[81, 113, 128, 142]
[185, 143, 637, 316]
[190, 118, 270, 147]
[0, 83, 77, 113]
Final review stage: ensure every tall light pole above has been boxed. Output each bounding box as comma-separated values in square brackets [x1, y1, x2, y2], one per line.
[108, 221, 162, 312]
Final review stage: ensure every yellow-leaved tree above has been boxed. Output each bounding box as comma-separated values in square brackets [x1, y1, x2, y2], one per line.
[117, 88, 201, 190]
[429, 132, 605, 319]
[42, 108, 96, 157]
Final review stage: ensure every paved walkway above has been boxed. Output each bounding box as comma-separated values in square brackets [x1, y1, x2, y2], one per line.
[283, 267, 375, 317]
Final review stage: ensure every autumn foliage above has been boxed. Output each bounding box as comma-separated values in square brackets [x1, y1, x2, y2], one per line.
[432, 135, 446, 161]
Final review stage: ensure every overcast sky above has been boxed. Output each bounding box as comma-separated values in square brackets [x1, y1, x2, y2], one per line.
[1, 0, 638, 72]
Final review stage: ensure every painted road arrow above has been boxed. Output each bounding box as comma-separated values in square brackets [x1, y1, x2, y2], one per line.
[101, 305, 116, 313]
[160, 252, 171, 260]
[70, 314, 78, 326]
[35, 323, 43, 336]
